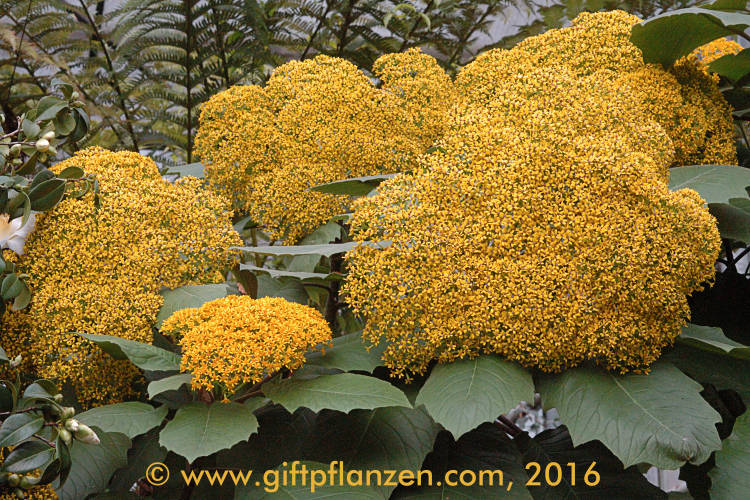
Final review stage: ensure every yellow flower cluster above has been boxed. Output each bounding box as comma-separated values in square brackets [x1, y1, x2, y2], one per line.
[195, 49, 455, 243]
[692, 37, 743, 64]
[5, 147, 241, 405]
[456, 10, 736, 166]
[162, 295, 332, 393]
[344, 58, 721, 378]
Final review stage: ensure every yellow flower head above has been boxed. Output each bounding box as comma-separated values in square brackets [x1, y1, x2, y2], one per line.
[164, 295, 332, 394]
[344, 63, 721, 379]
[457, 10, 736, 166]
[7, 147, 241, 405]
[691, 37, 743, 65]
[195, 50, 454, 243]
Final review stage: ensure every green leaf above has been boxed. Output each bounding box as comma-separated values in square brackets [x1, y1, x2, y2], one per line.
[235, 461, 384, 499]
[631, 5, 750, 67]
[303, 332, 385, 373]
[239, 263, 342, 281]
[678, 324, 750, 360]
[148, 373, 193, 399]
[515, 425, 667, 499]
[2, 440, 56, 473]
[53, 429, 130, 500]
[664, 344, 750, 402]
[22, 119, 40, 139]
[109, 429, 167, 493]
[310, 174, 398, 196]
[58, 166, 84, 180]
[155, 284, 231, 328]
[538, 361, 722, 468]
[1, 273, 23, 300]
[668, 165, 750, 204]
[77, 403, 168, 439]
[35, 96, 67, 121]
[11, 280, 31, 311]
[0, 413, 44, 447]
[159, 402, 259, 462]
[306, 407, 441, 498]
[709, 48, 750, 83]
[256, 275, 308, 304]
[264, 373, 411, 414]
[415, 356, 534, 438]
[28, 178, 66, 211]
[77, 333, 181, 371]
[709, 411, 750, 499]
[709, 203, 750, 242]
[166, 162, 204, 178]
[392, 423, 532, 499]
[234, 242, 360, 257]
[0, 345, 7, 363]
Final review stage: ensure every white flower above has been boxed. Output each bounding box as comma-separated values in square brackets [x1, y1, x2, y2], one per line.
[0, 212, 37, 256]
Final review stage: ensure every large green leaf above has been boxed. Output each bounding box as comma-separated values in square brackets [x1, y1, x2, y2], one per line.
[305, 407, 441, 498]
[234, 242, 360, 257]
[515, 426, 667, 499]
[77, 333, 181, 372]
[0, 413, 43, 447]
[235, 461, 384, 499]
[709, 48, 750, 83]
[53, 429, 130, 500]
[159, 402, 259, 462]
[415, 356, 534, 438]
[631, 5, 750, 67]
[538, 361, 722, 468]
[2, 440, 56, 473]
[148, 373, 193, 399]
[165, 162, 204, 178]
[709, 411, 750, 499]
[393, 423, 532, 500]
[239, 263, 342, 281]
[303, 332, 385, 373]
[708, 203, 750, 242]
[264, 373, 411, 414]
[678, 324, 750, 360]
[310, 174, 398, 196]
[664, 344, 750, 402]
[256, 275, 308, 304]
[155, 284, 231, 328]
[109, 429, 167, 493]
[77, 403, 168, 439]
[668, 165, 750, 204]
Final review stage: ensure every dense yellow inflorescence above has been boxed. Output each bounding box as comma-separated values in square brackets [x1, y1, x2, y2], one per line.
[162, 295, 332, 394]
[5, 147, 241, 405]
[344, 60, 722, 379]
[456, 10, 736, 166]
[692, 37, 743, 64]
[195, 49, 455, 243]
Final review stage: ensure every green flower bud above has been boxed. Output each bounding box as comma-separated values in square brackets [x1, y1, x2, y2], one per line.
[61, 407, 75, 420]
[70, 92, 80, 101]
[42, 131, 55, 141]
[14, 488, 24, 499]
[53, 393, 64, 403]
[74, 423, 100, 445]
[19, 476, 35, 489]
[8, 474, 20, 487]
[35, 138, 50, 153]
[9, 144, 21, 156]
[58, 428, 72, 446]
[64, 418, 79, 432]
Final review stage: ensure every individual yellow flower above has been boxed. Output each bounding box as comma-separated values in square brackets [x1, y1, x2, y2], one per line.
[456, 10, 736, 166]
[344, 64, 721, 380]
[6, 147, 241, 405]
[164, 295, 332, 394]
[195, 50, 454, 243]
